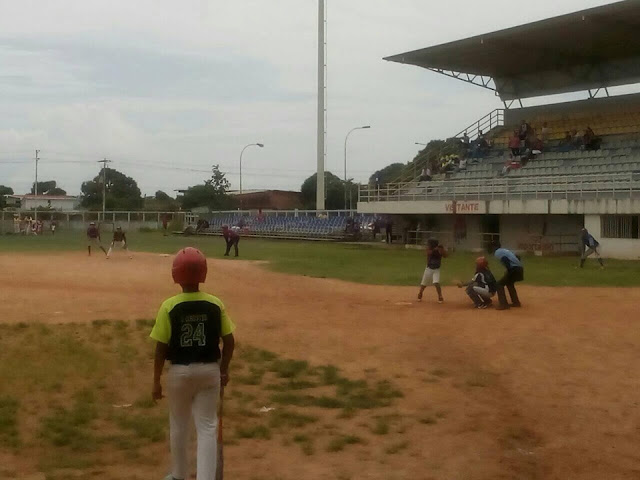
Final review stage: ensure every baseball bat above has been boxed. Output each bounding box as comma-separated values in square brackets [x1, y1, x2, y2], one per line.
[215, 387, 224, 480]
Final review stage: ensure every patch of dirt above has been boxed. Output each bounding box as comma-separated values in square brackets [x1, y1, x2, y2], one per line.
[2, 252, 640, 479]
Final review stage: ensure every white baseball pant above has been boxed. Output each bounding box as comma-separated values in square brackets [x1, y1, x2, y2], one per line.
[168, 362, 220, 480]
[472, 286, 492, 299]
[421, 267, 441, 286]
[582, 246, 601, 260]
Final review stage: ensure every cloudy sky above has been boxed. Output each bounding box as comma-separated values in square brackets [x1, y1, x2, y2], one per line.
[0, 0, 619, 197]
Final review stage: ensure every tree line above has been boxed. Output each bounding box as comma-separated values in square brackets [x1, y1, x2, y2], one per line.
[1, 138, 454, 211]
[0, 165, 232, 212]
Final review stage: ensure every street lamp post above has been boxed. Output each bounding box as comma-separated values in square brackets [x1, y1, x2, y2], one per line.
[344, 126, 370, 210]
[239, 143, 264, 196]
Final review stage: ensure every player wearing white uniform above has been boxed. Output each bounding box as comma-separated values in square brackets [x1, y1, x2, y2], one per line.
[106, 227, 132, 259]
[457, 256, 498, 308]
[151, 248, 235, 480]
[418, 238, 447, 304]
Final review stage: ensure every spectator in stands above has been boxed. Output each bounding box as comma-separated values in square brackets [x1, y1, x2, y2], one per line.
[472, 131, 490, 158]
[540, 122, 550, 142]
[519, 120, 532, 144]
[572, 129, 583, 148]
[195, 218, 210, 233]
[461, 132, 470, 152]
[558, 131, 573, 152]
[501, 157, 512, 176]
[508, 130, 521, 156]
[440, 155, 451, 172]
[531, 136, 544, 154]
[419, 167, 432, 181]
[583, 126, 601, 151]
[458, 156, 467, 171]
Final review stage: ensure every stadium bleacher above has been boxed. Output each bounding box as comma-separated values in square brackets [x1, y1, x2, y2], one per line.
[197, 213, 378, 240]
[368, 110, 640, 202]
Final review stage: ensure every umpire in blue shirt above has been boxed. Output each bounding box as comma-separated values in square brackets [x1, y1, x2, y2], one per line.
[493, 243, 524, 310]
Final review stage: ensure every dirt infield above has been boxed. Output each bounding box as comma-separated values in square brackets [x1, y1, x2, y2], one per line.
[2, 252, 640, 479]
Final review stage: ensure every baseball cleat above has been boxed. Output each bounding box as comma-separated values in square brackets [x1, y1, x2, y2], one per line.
[437, 298, 444, 304]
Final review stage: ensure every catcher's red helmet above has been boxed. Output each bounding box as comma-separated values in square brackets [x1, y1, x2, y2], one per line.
[172, 247, 207, 285]
[475, 256, 489, 269]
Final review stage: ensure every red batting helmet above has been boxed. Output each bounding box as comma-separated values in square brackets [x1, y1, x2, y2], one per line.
[172, 247, 207, 285]
[475, 256, 489, 269]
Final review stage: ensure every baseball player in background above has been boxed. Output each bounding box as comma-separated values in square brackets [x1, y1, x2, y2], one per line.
[418, 238, 447, 304]
[579, 228, 605, 269]
[222, 225, 240, 257]
[493, 243, 524, 310]
[107, 226, 132, 259]
[150, 247, 235, 480]
[457, 256, 497, 309]
[86, 222, 107, 257]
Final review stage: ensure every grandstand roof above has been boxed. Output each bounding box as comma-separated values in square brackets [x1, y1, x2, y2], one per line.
[385, 1, 640, 101]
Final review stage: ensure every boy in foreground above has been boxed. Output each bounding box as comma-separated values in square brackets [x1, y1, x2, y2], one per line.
[418, 238, 447, 304]
[457, 256, 497, 308]
[150, 247, 235, 480]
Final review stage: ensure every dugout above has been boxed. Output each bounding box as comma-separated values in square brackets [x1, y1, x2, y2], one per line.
[361, 1, 640, 259]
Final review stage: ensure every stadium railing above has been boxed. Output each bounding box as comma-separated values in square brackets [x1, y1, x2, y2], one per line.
[359, 172, 640, 202]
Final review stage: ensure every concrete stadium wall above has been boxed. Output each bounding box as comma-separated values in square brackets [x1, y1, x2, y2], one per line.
[500, 215, 583, 254]
[359, 198, 640, 216]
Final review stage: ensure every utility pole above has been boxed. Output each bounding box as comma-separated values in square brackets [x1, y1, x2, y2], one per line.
[34, 149, 40, 221]
[97, 158, 112, 221]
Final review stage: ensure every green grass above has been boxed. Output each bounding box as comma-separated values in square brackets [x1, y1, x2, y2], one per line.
[1, 230, 638, 286]
[0, 396, 20, 448]
[326, 434, 363, 452]
[267, 409, 318, 429]
[115, 414, 165, 442]
[40, 390, 99, 450]
[293, 434, 315, 456]
[2, 321, 408, 477]
[235, 424, 272, 440]
[372, 418, 390, 435]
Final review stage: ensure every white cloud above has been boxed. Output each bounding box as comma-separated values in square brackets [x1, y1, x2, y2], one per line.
[0, 0, 620, 196]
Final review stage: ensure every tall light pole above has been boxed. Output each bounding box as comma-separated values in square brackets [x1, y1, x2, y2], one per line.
[97, 158, 112, 221]
[316, 0, 326, 211]
[239, 143, 264, 196]
[34, 149, 40, 221]
[344, 126, 370, 210]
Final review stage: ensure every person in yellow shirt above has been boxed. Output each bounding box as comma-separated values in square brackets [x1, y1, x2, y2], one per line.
[150, 247, 235, 480]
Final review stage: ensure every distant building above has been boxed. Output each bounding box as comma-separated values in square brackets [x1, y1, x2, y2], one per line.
[229, 190, 303, 210]
[4, 194, 80, 211]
